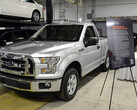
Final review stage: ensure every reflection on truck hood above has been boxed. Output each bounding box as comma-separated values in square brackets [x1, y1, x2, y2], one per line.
[0, 40, 77, 55]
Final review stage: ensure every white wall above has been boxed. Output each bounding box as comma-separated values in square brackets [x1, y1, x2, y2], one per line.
[52, 0, 137, 21]
[52, 0, 93, 22]
[52, 0, 137, 34]
[94, 0, 137, 34]
[95, 0, 137, 17]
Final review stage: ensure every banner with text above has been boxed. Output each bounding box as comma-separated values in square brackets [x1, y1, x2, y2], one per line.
[107, 18, 135, 70]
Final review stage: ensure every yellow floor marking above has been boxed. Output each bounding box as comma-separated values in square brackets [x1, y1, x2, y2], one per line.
[0, 86, 10, 95]
[0, 91, 52, 110]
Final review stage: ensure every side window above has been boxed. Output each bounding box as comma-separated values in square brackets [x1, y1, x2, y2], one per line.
[20, 0, 34, 3]
[84, 26, 98, 47]
[29, 0, 35, 3]
[2, 32, 13, 42]
[14, 31, 28, 40]
[84, 26, 96, 41]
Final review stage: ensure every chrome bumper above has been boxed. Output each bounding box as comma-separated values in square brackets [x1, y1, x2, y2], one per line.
[0, 72, 62, 92]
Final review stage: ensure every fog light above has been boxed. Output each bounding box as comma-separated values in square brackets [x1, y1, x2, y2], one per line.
[39, 83, 51, 89]
[42, 69, 46, 74]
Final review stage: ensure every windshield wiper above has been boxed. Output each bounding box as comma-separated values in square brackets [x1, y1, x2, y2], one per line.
[29, 38, 36, 41]
[30, 38, 42, 41]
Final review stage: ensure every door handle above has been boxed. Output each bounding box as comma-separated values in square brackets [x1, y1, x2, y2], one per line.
[97, 45, 100, 49]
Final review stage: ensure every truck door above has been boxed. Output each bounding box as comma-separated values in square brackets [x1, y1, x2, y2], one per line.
[1, 0, 20, 16]
[82, 26, 101, 75]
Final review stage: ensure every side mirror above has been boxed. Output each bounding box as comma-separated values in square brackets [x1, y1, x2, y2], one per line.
[84, 38, 99, 47]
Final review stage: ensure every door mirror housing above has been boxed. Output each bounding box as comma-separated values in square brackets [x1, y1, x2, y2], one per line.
[84, 38, 99, 47]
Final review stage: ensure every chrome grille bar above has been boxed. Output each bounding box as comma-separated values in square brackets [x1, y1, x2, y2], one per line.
[0, 53, 34, 77]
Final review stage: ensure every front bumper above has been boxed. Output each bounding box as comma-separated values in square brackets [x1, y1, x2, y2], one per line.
[0, 72, 62, 92]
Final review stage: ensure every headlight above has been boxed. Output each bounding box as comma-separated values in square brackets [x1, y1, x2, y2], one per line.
[39, 57, 60, 74]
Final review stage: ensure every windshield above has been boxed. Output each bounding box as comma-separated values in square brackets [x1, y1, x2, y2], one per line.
[31, 25, 83, 41]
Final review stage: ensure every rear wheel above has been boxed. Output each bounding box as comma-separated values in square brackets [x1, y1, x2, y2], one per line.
[58, 68, 79, 101]
[101, 53, 109, 72]
[31, 11, 40, 22]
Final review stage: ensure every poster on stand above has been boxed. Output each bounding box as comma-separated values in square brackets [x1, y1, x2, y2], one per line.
[107, 18, 135, 70]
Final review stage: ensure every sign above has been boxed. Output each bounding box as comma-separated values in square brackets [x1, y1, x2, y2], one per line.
[107, 18, 135, 70]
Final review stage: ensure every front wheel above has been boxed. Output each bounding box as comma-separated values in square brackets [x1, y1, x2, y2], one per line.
[58, 68, 79, 101]
[31, 11, 40, 22]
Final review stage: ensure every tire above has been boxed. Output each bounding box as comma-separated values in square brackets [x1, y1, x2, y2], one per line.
[57, 68, 79, 101]
[31, 11, 40, 22]
[101, 53, 109, 72]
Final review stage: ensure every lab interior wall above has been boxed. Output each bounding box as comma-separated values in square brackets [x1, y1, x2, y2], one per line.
[52, 0, 137, 35]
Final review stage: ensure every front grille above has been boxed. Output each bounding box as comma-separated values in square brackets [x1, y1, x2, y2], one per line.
[0, 53, 34, 76]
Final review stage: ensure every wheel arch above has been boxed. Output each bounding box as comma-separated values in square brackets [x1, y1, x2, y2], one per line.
[57, 61, 82, 101]
[63, 61, 82, 79]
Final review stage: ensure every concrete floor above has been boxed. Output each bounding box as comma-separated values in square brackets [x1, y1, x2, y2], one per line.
[0, 69, 137, 110]
[39, 69, 137, 110]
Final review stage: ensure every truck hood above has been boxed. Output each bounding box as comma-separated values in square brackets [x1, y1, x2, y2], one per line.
[0, 40, 77, 56]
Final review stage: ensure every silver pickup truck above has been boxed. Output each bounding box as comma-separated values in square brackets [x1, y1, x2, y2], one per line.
[0, 22, 109, 101]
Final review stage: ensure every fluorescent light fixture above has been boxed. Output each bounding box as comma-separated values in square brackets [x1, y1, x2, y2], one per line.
[0, 27, 5, 30]
[107, 22, 114, 27]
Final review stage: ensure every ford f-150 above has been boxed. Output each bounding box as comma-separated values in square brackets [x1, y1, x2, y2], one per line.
[0, 22, 109, 101]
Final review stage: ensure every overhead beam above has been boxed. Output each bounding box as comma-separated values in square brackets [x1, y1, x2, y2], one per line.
[0, 18, 44, 27]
